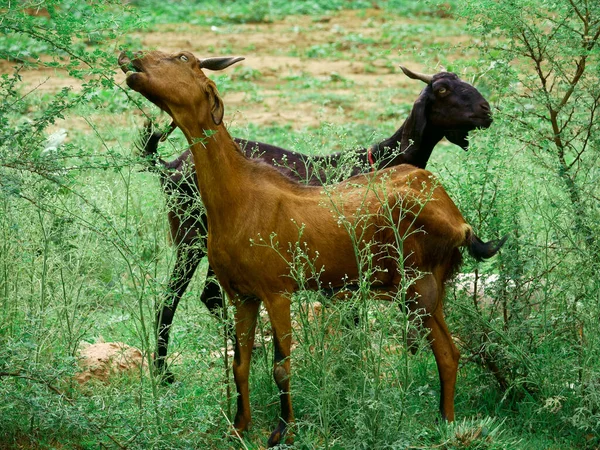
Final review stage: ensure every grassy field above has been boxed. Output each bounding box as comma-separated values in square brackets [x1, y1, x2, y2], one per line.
[1, 1, 599, 449]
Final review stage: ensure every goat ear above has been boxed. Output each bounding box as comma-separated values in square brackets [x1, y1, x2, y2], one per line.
[205, 81, 225, 125]
[401, 90, 428, 151]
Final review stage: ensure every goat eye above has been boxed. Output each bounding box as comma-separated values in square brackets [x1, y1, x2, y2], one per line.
[438, 87, 447, 94]
[179, 55, 189, 62]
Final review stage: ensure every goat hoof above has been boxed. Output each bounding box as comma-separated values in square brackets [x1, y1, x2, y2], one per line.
[229, 425, 247, 443]
[267, 421, 293, 447]
[160, 370, 175, 385]
[153, 359, 175, 384]
[155, 366, 175, 384]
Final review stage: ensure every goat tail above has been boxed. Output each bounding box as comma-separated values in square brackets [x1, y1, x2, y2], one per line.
[464, 226, 508, 262]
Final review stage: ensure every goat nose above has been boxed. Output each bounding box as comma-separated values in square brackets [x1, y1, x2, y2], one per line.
[480, 102, 491, 113]
[118, 51, 143, 66]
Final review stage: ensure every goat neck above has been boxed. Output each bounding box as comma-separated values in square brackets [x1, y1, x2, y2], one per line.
[121, 50, 254, 227]
[182, 123, 253, 222]
[370, 118, 444, 170]
[368, 85, 449, 170]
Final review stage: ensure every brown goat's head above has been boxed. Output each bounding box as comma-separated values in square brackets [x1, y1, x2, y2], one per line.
[119, 51, 244, 130]
[400, 66, 492, 150]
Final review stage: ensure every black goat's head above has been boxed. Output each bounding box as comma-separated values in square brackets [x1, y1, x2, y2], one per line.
[400, 66, 492, 150]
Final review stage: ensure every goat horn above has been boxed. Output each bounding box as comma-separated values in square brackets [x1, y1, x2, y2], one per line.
[199, 56, 245, 71]
[399, 65, 434, 84]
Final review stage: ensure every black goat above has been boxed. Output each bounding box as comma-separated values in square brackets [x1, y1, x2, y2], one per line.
[139, 66, 492, 382]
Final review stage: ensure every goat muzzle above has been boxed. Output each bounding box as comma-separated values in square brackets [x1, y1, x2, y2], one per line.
[118, 51, 145, 76]
[118, 52, 133, 72]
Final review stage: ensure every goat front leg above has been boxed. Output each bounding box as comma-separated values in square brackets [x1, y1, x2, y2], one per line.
[232, 296, 260, 437]
[263, 294, 294, 447]
[155, 243, 202, 383]
[201, 264, 231, 337]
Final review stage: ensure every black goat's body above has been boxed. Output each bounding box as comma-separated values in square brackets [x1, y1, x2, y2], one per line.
[144, 70, 492, 380]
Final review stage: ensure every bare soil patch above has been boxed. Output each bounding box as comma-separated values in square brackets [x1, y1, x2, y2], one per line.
[75, 341, 146, 384]
[10, 9, 436, 134]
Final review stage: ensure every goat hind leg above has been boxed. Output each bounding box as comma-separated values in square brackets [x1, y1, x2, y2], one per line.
[408, 274, 459, 421]
[425, 307, 460, 421]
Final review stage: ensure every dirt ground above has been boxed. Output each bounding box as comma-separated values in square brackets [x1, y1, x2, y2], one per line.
[7, 9, 439, 134]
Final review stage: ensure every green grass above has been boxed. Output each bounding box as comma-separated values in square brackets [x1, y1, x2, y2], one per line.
[1, 0, 599, 449]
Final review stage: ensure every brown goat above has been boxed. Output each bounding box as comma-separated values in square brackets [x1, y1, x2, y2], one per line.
[138, 67, 493, 383]
[119, 50, 507, 447]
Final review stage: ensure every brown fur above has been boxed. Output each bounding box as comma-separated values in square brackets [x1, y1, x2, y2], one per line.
[137, 65, 493, 381]
[119, 50, 506, 447]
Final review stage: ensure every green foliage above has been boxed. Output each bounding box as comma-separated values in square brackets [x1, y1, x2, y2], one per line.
[423, 417, 521, 449]
[136, 0, 379, 25]
[0, 0, 144, 184]
[130, 0, 443, 26]
[435, 1, 600, 444]
[457, 0, 600, 249]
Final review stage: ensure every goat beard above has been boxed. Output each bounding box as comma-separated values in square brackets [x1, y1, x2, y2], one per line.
[445, 130, 470, 150]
